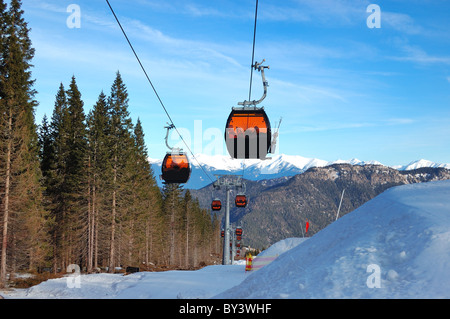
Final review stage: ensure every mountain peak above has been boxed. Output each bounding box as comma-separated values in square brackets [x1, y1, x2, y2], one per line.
[148, 154, 450, 189]
[400, 159, 450, 171]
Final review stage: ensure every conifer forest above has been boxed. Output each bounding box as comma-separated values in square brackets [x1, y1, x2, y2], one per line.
[0, 0, 221, 288]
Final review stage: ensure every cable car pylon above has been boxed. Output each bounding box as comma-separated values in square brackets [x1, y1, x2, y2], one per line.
[213, 175, 247, 265]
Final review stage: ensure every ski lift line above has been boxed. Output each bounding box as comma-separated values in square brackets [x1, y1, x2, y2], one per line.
[248, 0, 259, 103]
[105, 0, 171, 125]
[105, 0, 215, 184]
[242, 0, 260, 181]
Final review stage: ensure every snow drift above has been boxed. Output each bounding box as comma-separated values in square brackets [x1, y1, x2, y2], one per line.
[256, 238, 308, 258]
[216, 180, 450, 299]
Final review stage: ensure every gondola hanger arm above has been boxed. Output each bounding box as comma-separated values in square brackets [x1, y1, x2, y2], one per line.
[164, 123, 180, 152]
[238, 59, 269, 108]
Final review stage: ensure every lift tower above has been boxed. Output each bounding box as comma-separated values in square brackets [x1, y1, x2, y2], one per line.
[213, 175, 245, 265]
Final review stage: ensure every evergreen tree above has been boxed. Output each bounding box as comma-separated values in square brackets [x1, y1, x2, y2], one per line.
[211, 212, 221, 259]
[128, 118, 161, 267]
[105, 71, 134, 272]
[38, 114, 53, 179]
[182, 190, 192, 268]
[65, 76, 88, 192]
[161, 183, 184, 266]
[64, 76, 88, 268]
[40, 78, 88, 272]
[45, 83, 70, 272]
[0, 0, 6, 60]
[0, 0, 48, 287]
[86, 91, 110, 272]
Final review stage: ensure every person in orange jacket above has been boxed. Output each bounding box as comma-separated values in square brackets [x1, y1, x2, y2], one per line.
[245, 252, 253, 271]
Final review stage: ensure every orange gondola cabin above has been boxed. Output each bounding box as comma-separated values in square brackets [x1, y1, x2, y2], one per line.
[211, 199, 222, 211]
[225, 107, 271, 159]
[225, 60, 274, 160]
[161, 124, 191, 184]
[235, 194, 247, 208]
[161, 152, 191, 184]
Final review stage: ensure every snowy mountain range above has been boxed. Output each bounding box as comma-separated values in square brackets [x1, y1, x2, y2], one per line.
[149, 154, 450, 189]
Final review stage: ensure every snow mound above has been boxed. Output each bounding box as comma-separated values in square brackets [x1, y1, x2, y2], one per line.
[215, 180, 450, 299]
[2, 265, 248, 299]
[257, 238, 308, 257]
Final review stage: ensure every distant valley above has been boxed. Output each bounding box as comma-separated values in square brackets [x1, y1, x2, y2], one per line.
[149, 154, 450, 249]
[187, 163, 450, 249]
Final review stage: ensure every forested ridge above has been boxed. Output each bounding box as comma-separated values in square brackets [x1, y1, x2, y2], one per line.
[191, 164, 450, 249]
[0, 0, 220, 288]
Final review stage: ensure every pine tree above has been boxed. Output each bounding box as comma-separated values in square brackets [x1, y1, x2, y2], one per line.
[0, 0, 6, 59]
[41, 78, 88, 272]
[161, 183, 184, 266]
[45, 83, 70, 272]
[182, 190, 192, 268]
[0, 0, 48, 287]
[211, 212, 221, 259]
[105, 71, 134, 272]
[38, 114, 53, 179]
[86, 91, 110, 272]
[127, 118, 161, 267]
[64, 75, 88, 268]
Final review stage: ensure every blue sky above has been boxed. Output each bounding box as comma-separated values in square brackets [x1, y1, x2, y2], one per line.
[21, 0, 450, 166]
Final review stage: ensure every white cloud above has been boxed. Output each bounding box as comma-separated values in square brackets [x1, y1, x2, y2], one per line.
[184, 4, 224, 18]
[382, 11, 425, 35]
[391, 42, 450, 65]
[26, 1, 66, 14]
[290, 0, 370, 25]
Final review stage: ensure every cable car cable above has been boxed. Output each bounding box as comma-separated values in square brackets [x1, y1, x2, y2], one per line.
[248, 0, 259, 103]
[242, 0, 259, 180]
[105, 0, 215, 184]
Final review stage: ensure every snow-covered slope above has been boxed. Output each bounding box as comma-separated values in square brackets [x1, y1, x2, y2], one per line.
[150, 154, 449, 189]
[215, 180, 450, 299]
[3, 180, 449, 299]
[256, 238, 308, 258]
[1, 265, 248, 299]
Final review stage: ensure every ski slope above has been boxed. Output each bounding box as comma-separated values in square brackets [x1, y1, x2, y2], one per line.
[2, 180, 449, 299]
[216, 180, 450, 299]
[1, 264, 249, 299]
